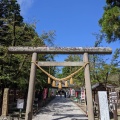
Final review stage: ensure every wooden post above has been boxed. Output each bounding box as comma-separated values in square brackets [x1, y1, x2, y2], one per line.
[84, 53, 94, 120]
[25, 53, 37, 120]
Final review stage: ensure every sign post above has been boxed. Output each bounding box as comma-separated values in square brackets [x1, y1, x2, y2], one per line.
[109, 92, 118, 120]
[17, 99, 24, 118]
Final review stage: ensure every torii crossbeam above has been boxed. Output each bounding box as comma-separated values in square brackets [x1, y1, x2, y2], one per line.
[8, 46, 112, 54]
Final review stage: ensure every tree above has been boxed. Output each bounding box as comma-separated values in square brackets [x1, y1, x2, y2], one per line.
[99, 0, 120, 42]
[0, 0, 23, 46]
[0, 0, 56, 93]
[98, 1, 120, 71]
[111, 48, 120, 66]
[59, 55, 84, 89]
[0, 1, 56, 112]
[90, 32, 120, 86]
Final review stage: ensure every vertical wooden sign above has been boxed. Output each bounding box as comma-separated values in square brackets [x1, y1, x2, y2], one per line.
[2, 88, 9, 116]
[98, 91, 110, 120]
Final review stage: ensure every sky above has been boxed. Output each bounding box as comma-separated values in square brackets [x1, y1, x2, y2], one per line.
[17, 0, 120, 62]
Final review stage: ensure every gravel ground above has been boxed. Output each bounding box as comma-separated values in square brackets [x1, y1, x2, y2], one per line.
[32, 96, 88, 120]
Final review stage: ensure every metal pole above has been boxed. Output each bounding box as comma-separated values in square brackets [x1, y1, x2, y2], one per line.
[84, 53, 94, 120]
[25, 53, 37, 120]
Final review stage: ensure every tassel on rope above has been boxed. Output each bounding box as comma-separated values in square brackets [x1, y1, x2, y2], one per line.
[48, 77, 51, 84]
[58, 81, 62, 89]
[52, 80, 56, 87]
[65, 81, 68, 87]
[70, 77, 73, 84]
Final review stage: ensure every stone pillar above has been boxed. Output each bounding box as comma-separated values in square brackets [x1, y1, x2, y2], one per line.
[2, 88, 9, 117]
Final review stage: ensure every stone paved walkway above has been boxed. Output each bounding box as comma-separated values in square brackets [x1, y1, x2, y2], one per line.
[32, 96, 88, 120]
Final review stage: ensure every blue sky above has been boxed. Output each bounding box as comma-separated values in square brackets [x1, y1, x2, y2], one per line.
[17, 0, 119, 62]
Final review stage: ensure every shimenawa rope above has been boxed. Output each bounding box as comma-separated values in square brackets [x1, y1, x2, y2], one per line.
[31, 61, 89, 81]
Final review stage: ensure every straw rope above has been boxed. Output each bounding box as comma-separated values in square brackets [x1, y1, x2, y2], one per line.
[31, 61, 89, 81]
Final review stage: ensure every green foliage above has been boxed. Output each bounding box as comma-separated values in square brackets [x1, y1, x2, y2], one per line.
[111, 48, 120, 66]
[91, 32, 120, 86]
[59, 55, 84, 89]
[0, 0, 23, 46]
[99, 1, 120, 42]
[0, 0, 56, 92]
[89, 54, 120, 86]
[40, 31, 56, 47]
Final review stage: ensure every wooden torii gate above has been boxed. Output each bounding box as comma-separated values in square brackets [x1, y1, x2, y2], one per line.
[8, 47, 112, 120]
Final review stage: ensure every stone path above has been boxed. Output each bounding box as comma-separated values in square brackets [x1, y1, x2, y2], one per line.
[33, 96, 88, 120]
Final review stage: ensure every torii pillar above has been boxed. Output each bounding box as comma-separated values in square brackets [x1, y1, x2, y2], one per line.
[84, 53, 94, 119]
[25, 52, 37, 120]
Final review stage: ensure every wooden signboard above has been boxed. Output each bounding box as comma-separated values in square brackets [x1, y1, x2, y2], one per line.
[109, 92, 118, 103]
[2, 88, 9, 116]
[98, 91, 110, 120]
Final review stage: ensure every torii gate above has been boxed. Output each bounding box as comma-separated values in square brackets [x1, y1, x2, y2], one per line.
[8, 47, 112, 120]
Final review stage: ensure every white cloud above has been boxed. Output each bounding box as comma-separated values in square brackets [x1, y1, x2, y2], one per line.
[17, 0, 34, 16]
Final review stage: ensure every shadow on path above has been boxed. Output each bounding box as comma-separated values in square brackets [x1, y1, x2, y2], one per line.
[52, 114, 88, 120]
